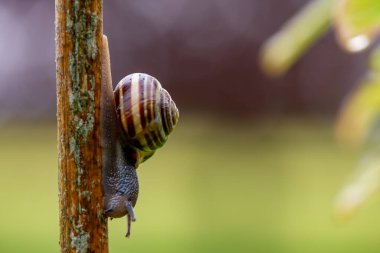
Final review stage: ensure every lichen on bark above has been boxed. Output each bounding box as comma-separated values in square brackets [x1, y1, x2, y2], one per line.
[66, 0, 99, 171]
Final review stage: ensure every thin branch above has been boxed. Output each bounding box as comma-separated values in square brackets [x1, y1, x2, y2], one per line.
[259, 0, 333, 77]
[56, 0, 108, 252]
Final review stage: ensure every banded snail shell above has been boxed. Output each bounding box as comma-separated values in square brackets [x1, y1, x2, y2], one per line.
[114, 73, 179, 165]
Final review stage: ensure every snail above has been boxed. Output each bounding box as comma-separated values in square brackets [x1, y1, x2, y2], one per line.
[100, 36, 179, 237]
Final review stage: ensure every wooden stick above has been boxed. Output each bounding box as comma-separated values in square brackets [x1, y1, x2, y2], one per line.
[56, 0, 108, 252]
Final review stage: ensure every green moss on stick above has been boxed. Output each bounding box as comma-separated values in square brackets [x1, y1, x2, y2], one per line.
[64, 2, 102, 248]
[66, 0, 100, 176]
[70, 223, 90, 253]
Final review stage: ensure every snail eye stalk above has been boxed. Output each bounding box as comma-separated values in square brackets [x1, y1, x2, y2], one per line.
[125, 201, 136, 238]
[126, 201, 136, 221]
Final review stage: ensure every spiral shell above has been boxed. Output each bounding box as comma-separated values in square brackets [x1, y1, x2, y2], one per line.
[114, 73, 179, 165]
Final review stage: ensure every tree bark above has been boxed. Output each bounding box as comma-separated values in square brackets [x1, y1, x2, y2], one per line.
[56, 0, 108, 252]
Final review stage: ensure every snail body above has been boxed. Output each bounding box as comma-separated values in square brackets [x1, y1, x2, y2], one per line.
[101, 36, 179, 238]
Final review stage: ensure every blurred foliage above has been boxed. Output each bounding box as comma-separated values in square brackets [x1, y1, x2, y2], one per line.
[260, 0, 380, 76]
[370, 46, 380, 73]
[335, 150, 380, 219]
[3, 119, 380, 253]
[334, 68, 380, 147]
[334, 47, 380, 216]
[259, 0, 333, 77]
[260, 0, 380, 218]
[335, 0, 380, 52]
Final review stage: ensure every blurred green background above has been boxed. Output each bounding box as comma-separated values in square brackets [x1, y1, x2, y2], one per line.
[2, 0, 380, 252]
[1, 117, 380, 253]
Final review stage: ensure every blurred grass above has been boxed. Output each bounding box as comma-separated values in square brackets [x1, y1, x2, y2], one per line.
[1, 117, 380, 252]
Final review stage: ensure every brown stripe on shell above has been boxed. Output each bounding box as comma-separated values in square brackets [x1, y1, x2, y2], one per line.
[119, 80, 136, 138]
[126, 90, 137, 137]
[145, 75, 153, 123]
[171, 100, 179, 127]
[152, 79, 160, 121]
[153, 126, 166, 148]
[119, 84, 127, 135]
[143, 132, 156, 151]
[138, 74, 147, 129]
[151, 75, 158, 122]
[164, 90, 173, 134]
[169, 99, 175, 129]
[160, 91, 170, 135]
[167, 94, 174, 131]
[131, 138, 145, 150]
[146, 123, 164, 150]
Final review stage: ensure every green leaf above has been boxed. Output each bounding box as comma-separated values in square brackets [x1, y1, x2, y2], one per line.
[335, 150, 380, 220]
[335, 0, 380, 52]
[369, 45, 380, 74]
[335, 46, 380, 145]
[335, 76, 380, 146]
[334, 46, 380, 220]
[259, 0, 333, 77]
